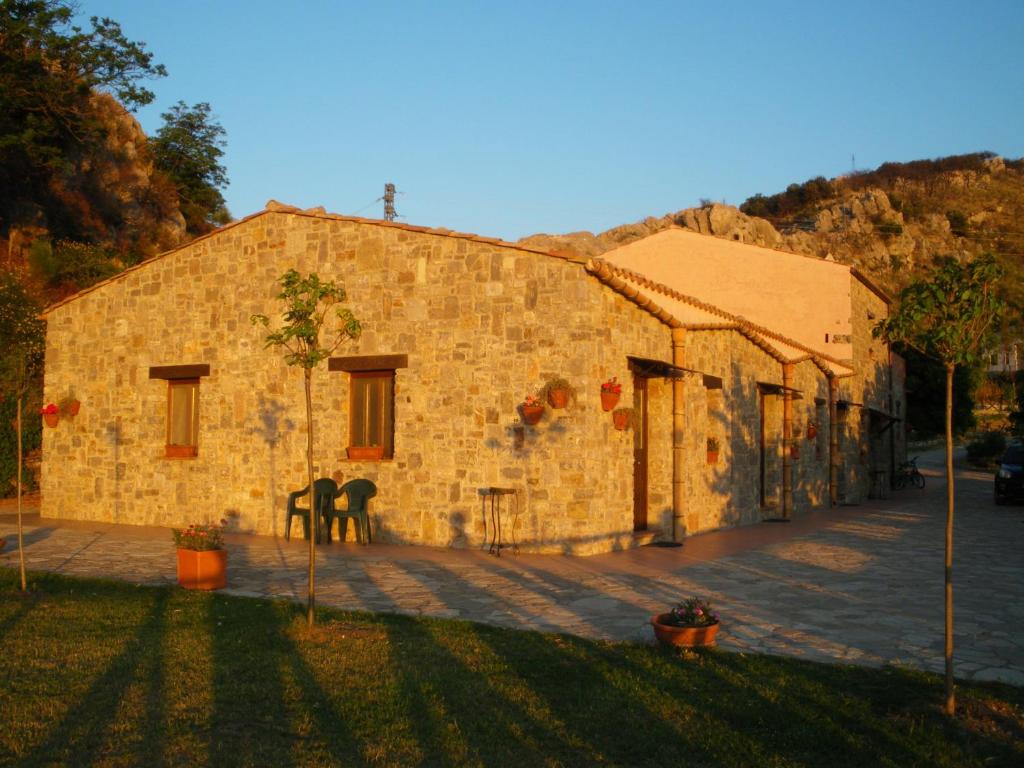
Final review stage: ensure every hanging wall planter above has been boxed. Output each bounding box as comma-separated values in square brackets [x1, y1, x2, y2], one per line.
[612, 408, 632, 431]
[40, 403, 59, 428]
[67, 399, 81, 417]
[806, 422, 818, 440]
[544, 378, 573, 409]
[520, 395, 545, 426]
[707, 437, 720, 465]
[600, 377, 622, 411]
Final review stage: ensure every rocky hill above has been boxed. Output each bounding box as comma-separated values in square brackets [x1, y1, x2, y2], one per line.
[519, 153, 1024, 313]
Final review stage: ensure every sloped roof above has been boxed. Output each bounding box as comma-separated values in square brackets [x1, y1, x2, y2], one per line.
[585, 258, 853, 377]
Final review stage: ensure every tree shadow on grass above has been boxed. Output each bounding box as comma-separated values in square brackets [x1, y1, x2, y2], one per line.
[207, 595, 364, 767]
[377, 611, 710, 767]
[19, 589, 170, 768]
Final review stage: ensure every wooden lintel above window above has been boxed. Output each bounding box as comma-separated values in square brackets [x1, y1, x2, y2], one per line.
[329, 354, 408, 372]
[149, 364, 211, 380]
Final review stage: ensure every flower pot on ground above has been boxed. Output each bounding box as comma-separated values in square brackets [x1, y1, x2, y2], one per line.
[40, 403, 59, 428]
[347, 445, 384, 460]
[600, 377, 622, 411]
[520, 394, 544, 426]
[544, 378, 573, 409]
[173, 520, 228, 590]
[651, 596, 720, 648]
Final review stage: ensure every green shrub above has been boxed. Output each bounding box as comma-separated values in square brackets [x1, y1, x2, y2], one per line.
[965, 430, 1006, 468]
[29, 239, 121, 289]
[946, 210, 968, 237]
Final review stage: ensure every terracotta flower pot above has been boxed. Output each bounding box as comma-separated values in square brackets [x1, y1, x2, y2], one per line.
[707, 449, 719, 465]
[806, 424, 818, 440]
[43, 412, 59, 428]
[790, 444, 800, 460]
[547, 388, 569, 409]
[651, 614, 720, 648]
[612, 410, 631, 430]
[176, 548, 227, 590]
[347, 445, 384, 460]
[600, 390, 620, 411]
[521, 404, 544, 426]
[67, 400, 81, 416]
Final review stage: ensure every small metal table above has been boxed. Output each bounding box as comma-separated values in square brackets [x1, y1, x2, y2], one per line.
[480, 487, 519, 556]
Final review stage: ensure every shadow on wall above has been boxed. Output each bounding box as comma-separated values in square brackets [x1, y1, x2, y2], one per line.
[250, 395, 295, 538]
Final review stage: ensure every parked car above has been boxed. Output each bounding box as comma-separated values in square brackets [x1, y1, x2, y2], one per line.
[994, 441, 1024, 505]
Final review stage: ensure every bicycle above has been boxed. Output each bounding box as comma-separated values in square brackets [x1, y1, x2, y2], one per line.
[893, 457, 925, 489]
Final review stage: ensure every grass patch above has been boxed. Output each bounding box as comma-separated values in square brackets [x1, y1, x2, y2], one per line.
[1, 569, 1022, 767]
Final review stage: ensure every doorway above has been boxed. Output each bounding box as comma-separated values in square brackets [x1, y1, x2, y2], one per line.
[633, 374, 649, 531]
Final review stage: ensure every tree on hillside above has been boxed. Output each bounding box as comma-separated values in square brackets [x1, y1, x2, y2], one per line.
[252, 271, 361, 628]
[874, 253, 1004, 716]
[0, 273, 45, 591]
[0, 0, 166, 229]
[150, 101, 230, 234]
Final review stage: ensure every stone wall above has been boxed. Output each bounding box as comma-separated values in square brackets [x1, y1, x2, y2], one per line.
[42, 211, 676, 554]
[679, 329, 832, 532]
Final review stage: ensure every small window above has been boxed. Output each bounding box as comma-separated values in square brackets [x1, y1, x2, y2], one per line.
[166, 378, 199, 457]
[349, 370, 394, 458]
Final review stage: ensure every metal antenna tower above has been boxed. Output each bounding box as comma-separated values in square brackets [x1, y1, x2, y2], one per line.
[383, 183, 397, 222]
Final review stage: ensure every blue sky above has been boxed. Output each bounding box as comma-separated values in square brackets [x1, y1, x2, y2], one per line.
[77, 1, 1024, 241]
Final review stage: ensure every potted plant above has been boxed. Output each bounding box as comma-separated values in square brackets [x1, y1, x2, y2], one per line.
[600, 377, 622, 411]
[806, 421, 818, 440]
[173, 520, 228, 590]
[651, 596, 720, 648]
[59, 395, 81, 417]
[544, 378, 573, 409]
[707, 436, 720, 464]
[612, 407, 632, 431]
[40, 403, 59, 428]
[520, 394, 545, 425]
[791, 443, 801, 459]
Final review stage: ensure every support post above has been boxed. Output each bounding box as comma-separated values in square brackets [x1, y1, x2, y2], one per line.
[671, 327, 686, 542]
[782, 362, 794, 518]
[829, 375, 839, 506]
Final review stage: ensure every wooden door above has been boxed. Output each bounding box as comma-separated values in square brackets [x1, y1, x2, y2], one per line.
[633, 375, 648, 531]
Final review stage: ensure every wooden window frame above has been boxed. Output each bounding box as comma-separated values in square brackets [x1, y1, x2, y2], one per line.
[348, 370, 395, 460]
[165, 378, 200, 458]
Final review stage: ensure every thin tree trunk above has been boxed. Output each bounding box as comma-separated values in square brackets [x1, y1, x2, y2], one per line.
[944, 363, 955, 716]
[304, 368, 316, 628]
[16, 395, 27, 591]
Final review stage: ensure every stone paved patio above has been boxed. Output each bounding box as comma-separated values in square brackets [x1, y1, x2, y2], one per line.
[3, 448, 1022, 684]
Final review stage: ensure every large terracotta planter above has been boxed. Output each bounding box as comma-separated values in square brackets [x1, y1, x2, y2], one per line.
[521, 404, 544, 426]
[600, 391, 620, 412]
[176, 548, 227, 590]
[347, 445, 384, 460]
[651, 614, 719, 648]
[42, 412, 59, 428]
[547, 388, 569, 409]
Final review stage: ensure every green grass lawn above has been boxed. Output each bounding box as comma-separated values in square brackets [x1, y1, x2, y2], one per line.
[1, 570, 1022, 767]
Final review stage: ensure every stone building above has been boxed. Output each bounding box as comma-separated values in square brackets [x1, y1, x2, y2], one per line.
[39, 202, 904, 554]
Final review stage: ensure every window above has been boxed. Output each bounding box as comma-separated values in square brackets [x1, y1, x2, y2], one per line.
[349, 371, 394, 458]
[166, 379, 200, 457]
[149, 364, 209, 458]
[329, 354, 407, 461]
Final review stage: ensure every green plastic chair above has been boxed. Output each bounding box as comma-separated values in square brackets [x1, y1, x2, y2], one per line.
[324, 479, 377, 544]
[286, 478, 338, 542]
